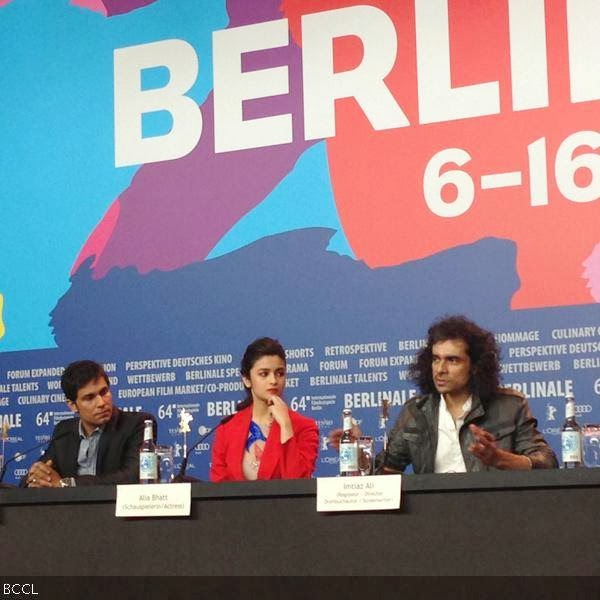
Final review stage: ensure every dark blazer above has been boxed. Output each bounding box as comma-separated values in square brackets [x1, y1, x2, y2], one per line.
[27, 408, 155, 486]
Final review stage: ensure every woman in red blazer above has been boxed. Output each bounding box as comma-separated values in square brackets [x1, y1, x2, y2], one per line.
[210, 337, 319, 481]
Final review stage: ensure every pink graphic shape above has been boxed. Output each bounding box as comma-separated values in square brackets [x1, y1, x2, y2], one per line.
[70, 0, 157, 15]
[72, 200, 121, 274]
[583, 244, 600, 302]
[70, 0, 107, 15]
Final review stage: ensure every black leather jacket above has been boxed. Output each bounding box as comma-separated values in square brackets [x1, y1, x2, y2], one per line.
[378, 389, 558, 473]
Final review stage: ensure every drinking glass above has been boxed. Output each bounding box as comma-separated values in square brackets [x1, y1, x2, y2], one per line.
[156, 445, 174, 483]
[357, 436, 374, 476]
[583, 425, 600, 468]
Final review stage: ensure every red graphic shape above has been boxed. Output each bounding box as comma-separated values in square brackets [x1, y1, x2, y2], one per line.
[283, 0, 600, 308]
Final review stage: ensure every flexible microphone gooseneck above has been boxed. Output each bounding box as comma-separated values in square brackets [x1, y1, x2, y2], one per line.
[0, 428, 72, 485]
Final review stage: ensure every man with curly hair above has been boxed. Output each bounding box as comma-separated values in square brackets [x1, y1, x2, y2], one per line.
[379, 315, 557, 473]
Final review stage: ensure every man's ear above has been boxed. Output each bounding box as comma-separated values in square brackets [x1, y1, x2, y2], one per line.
[67, 400, 78, 414]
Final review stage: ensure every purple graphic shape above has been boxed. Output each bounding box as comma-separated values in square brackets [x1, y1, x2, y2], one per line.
[102, 0, 157, 15]
[75, 0, 318, 279]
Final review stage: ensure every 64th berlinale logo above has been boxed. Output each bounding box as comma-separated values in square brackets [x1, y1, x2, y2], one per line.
[546, 404, 557, 421]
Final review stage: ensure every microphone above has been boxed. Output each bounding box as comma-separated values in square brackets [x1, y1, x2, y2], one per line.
[173, 413, 235, 483]
[0, 428, 72, 485]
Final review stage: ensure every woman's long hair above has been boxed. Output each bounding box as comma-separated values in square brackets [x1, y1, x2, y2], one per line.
[236, 337, 286, 411]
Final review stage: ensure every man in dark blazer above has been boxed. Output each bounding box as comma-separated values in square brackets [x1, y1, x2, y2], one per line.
[23, 360, 155, 487]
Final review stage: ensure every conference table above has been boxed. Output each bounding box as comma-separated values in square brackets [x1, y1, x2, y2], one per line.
[1, 469, 599, 577]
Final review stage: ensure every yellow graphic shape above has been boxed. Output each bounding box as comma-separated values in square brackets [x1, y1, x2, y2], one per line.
[0, 293, 5, 339]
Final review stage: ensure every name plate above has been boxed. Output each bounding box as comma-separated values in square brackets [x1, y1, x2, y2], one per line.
[316, 474, 401, 512]
[115, 483, 191, 517]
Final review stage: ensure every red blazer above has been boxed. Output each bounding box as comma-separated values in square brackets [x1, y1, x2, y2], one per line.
[210, 406, 319, 482]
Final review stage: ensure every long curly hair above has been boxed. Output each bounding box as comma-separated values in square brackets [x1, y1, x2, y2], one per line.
[408, 315, 501, 399]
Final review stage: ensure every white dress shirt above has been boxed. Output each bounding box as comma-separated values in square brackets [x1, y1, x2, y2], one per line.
[434, 395, 472, 473]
